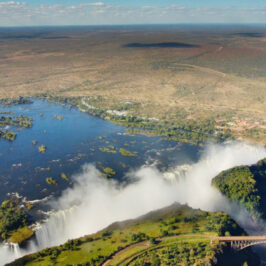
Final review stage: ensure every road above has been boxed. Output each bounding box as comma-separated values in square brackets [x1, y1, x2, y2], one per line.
[102, 234, 214, 266]
[102, 234, 266, 266]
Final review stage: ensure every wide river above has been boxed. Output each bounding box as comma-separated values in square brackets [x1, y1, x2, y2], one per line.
[1, 99, 266, 265]
[0, 99, 200, 202]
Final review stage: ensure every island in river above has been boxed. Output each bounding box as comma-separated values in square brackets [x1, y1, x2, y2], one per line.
[0, 24, 266, 265]
[0, 98, 200, 202]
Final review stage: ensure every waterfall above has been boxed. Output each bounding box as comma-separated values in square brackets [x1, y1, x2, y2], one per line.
[0, 243, 23, 266]
[9, 243, 21, 258]
[0, 142, 265, 265]
[0, 208, 75, 265]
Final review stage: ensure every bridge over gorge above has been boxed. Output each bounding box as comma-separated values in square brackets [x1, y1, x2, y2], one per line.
[102, 235, 266, 265]
[216, 236, 266, 251]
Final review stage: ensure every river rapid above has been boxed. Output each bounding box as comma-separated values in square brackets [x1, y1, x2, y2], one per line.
[0, 100, 265, 265]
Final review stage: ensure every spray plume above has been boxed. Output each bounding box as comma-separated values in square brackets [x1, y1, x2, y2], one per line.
[0, 141, 265, 265]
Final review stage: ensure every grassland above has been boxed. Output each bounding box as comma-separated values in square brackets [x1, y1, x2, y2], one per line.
[8, 226, 34, 245]
[8, 203, 260, 266]
[0, 26, 265, 144]
[106, 237, 218, 266]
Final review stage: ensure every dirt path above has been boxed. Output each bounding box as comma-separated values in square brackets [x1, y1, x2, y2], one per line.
[102, 234, 266, 265]
[101, 234, 215, 266]
[102, 241, 151, 266]
[102, 234, 266, 266]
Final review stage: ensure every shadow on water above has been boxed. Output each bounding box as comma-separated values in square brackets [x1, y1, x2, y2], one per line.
[122, 42, 199, 48]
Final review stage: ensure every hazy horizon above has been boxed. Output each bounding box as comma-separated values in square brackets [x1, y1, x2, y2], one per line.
[1, 22, 266, 28]
[0, 0, 265, 26]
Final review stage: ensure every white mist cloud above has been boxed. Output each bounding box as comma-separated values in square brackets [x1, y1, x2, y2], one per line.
[0, 141, 265, 265]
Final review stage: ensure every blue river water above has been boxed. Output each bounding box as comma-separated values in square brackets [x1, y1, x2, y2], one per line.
[0, 99, 200, 201]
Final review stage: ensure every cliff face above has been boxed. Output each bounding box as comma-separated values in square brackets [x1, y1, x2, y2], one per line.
[212, 158, 266, 220]
[7, 203, 260, 266]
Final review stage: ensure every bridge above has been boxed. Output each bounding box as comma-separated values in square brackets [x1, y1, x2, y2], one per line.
[102, 235, 266, 265]
[216, 236, 266, 251]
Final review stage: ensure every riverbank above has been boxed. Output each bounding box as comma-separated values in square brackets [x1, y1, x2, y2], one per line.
[35, 95, 232, 145]
[1, 95, 265, 146]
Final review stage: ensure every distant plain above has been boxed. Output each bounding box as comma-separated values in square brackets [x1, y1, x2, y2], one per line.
[0, 25, 265, 143]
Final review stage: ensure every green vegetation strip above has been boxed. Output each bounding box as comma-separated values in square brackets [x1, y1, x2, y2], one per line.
[40, 95, 233, 145]
[108, 236, 213, 266]
[10, 204, 247, 266]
